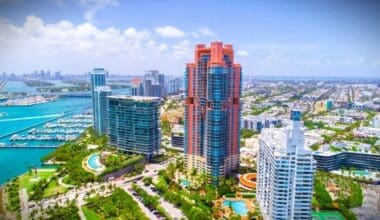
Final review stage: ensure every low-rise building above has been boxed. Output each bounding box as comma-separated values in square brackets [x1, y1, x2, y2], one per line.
[171, 124, 184, 148]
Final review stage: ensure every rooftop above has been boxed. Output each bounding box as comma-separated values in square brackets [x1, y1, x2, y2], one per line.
[107, 95, 161, 102]
[92, 68, 105, 74]
[95, 86, 111, 92]
[260, 124, 311, 156]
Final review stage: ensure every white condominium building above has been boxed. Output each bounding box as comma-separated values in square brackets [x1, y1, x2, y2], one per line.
[257, 110, 316, 220]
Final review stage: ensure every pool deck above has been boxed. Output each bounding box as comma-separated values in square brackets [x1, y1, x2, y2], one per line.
[215, 195, 256, 219]
[82, 153, 105, 175]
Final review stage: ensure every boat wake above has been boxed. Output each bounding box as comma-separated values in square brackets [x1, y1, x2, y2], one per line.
[0, 114, 63, 122]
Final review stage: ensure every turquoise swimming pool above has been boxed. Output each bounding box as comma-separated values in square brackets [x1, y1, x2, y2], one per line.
[180, 179, 190, 188]
[88, 154, 101, 170]
[354, 170, 369, 176]
[223, 200, 248, 216]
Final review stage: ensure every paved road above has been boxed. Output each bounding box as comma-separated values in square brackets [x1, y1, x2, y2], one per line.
[19, 188, 28, 220]
[119, 184, 159, 220]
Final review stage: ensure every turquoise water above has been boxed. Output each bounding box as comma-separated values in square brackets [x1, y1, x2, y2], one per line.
[180, 179, 190, 187]
[354, 170, 369, 176]
[0, 97, 91, 185]
[0, 98, 91, 138]
[0, 148, 54, 184]
[0, 81, 128, 185]
[0, 82, 92, 185]
[88, 154, 101, 170]
[2, 81, 37, 93]
[223, 200, 249, 216]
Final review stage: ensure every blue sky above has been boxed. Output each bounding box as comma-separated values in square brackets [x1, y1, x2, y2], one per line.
[0, 0, 379, 77]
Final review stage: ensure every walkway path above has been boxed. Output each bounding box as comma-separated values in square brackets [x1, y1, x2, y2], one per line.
[19, 188, 28, 220]
[58, 176, 75, 188]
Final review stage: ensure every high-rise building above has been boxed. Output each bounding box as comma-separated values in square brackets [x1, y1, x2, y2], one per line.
[143, 70, 165, 97]
[90, 68, 106, 133]
[257, 110, 316, 220]
[93, 86, 111, 134]
[131, 78, 144, 96]
[184, 42, 242, 185]
[166, 77, 183, 95]
[108, 95, 161, 158]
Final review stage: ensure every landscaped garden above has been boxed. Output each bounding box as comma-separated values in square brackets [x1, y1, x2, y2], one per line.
[83, 188, 149, 220]
[32, 201, 81, 220]
[313, 170, 363, 220]
[153, 160, 262, 220]
[42, 127, 144, 186]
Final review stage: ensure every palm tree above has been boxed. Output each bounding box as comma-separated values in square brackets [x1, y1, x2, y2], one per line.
[167, 163, 176, 179]
[199, 172, 209, 187]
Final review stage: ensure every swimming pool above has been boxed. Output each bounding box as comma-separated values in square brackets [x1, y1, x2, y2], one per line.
[223, 200, 248, 216]
[87, 154, 102, 171]
[180, 179, 190, 188]
[354, 170, 369, 176]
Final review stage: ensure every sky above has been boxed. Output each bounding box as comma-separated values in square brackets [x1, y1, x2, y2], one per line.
[0, 0, 379, 77]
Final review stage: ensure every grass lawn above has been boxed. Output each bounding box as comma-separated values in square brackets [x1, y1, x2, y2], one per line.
[43, 179, 69, 198]
[18, 169, 56, 192]
[82, 207, 100, 220]
[312, 211, 345, 220]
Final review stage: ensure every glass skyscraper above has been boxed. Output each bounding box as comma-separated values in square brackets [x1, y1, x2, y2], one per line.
[90, 68, 106, 134]
[184, 42, 242, 185]
[257, 110, 316, 219]
[107, 95, 161, 158]
[93, 86, 111, 134]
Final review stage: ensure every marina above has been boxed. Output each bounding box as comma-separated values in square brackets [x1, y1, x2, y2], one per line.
[8, 112, 92, 143]
[0, 82, 92, 184]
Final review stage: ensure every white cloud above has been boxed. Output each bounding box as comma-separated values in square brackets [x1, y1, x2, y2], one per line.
[191, 31, 199, 38]
[155, 25, 186, 38]
[237, 50, 249, 57]
[247, 43, 319, 51]
[80, 0, 119, 21]
[171, 40, 191, 60]
[371, 59, 380, 67]
[0, 15, 193, 74]
[196, 26, 215, 37]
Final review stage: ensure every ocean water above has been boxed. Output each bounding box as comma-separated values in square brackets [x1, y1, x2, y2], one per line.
[0, 81, 92, 185]
[0, 148, 54, 184]
[0, 81, 130, 185]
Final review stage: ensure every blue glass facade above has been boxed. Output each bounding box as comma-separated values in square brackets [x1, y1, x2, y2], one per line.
[313, 152, 380, 171]
[207, 66, 228, 183]
[184, 42, 242, 186]
[90, 68, 106, 134]
[93, 86, 111, 134]
[107, 96, 161, 158]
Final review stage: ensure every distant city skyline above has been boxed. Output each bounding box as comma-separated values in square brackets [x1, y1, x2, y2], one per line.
[0, 0, 379, 77]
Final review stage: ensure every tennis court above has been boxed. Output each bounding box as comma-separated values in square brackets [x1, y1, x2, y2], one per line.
[312, 211, 345, 220]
